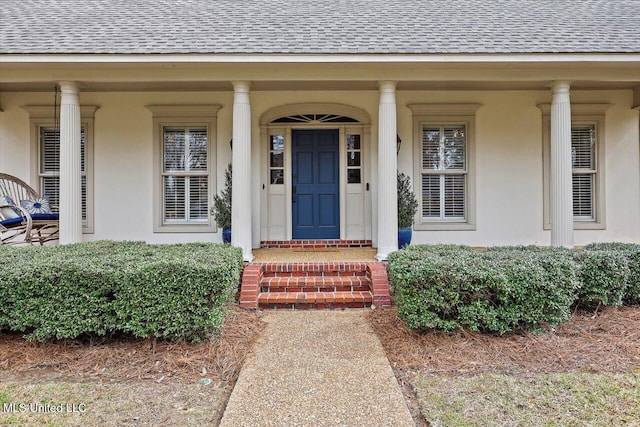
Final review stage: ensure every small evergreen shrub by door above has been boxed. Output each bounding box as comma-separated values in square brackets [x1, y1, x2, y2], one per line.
[397, 172, 418, 249]
[212, 164, 232, 243]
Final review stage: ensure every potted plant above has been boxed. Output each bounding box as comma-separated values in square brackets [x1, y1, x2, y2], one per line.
[212, 163, 232, 243]
[397, 172, 418, 249]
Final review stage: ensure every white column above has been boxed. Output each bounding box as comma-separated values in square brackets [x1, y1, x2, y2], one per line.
[231, 81, 253, 261]
[550, 81, 574, 248]
[58, 81, 82, 244]
[376, 81, 399, 260]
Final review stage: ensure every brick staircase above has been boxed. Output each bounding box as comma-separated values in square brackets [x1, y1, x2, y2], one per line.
[240, 262, 391, 309]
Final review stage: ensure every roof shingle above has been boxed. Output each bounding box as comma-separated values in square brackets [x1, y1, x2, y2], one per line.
[1, 0, 639, 55]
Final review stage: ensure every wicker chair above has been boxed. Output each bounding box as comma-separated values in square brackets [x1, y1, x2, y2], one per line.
[0, 173, 59, 245]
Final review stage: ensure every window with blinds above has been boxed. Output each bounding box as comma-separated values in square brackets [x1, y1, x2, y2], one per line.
[421, 125, 467, 220]
[571, 125, 596, 220]
[162, 127, 208, 223]
[39, 127, 88, 226]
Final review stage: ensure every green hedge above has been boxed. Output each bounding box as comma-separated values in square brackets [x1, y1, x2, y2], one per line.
[389, 245, 579, 334]
[583, 243, 640, 305]
[0, 241, 243, 342]
[389, 243, 640, 334]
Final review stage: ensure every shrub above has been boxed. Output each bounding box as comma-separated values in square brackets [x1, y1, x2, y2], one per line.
[397, 172, 418, 228]
[112, 243, 243, 341]
[0, 241, 242, 342]
[583, 243, 640, 305]
[212, 164, 232, 229]
[389, 245, 579, 334]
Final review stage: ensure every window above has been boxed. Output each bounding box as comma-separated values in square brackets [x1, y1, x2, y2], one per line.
[147, 104, 221, 233]
[269, 135, 285, 185]
[23, 105, 97, 233]
[38, 127, 88, 226]
[346, 134, 361, 184]
[162, 127, 209, 223]
[420, 126, 466, 220]
[539, 103, 609, 230]
[408, 103, 480, 231]
[571, 125, 597, 220]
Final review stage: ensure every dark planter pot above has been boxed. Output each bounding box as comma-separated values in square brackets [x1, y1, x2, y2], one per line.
[222, 227, 232, 244]
[398, 226, 412, 249]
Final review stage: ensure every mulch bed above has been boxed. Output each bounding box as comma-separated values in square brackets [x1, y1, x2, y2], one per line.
[368, 305, 640, 377]
[0, 307, 265, 386]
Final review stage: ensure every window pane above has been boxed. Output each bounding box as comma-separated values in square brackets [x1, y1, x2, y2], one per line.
[164, 128, 186, 172]
[443, 127, 465, 170]
[347, 134, 361, 150]
[41, 177, 60, 213]
[81, 175, 87, 223]
[347, 169, 361, 184]
[444, 175, 465, 218]
[40, 128, 60, 173]
[188, 176, 208, 221]
[422, 174, 441, 218]
[188, 128, 208, 171]
[39, 127, 87, 223]
[164, 176, 186, 221]
[40, 128, 86, 173]
[270, 169, 284, 185]
[572, 126, 595, 170]
[270, 135, 284, 151]
[422, 127, 441, 170]
[347, 151, 361, 167]
[573, 174, 593, 218]
[271, 152, 284, 168]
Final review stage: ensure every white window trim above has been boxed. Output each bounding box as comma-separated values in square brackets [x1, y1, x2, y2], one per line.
[23, 104, 98, 234]
[408, 104, 481, 231]
[147, 104, 221, 233]
[538, 103, 611, 230]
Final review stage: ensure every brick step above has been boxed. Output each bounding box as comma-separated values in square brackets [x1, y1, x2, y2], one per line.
[260, 276, 371, 293]
[240, 262, 391, 309]
[262, 262, 369, 278]
[258, 291, 373, 309]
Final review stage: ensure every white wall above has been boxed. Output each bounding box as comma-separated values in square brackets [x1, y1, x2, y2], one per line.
[1, 88, 638, 246]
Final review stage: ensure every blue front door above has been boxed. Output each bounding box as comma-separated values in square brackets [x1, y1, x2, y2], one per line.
[292, 129, 340, 239]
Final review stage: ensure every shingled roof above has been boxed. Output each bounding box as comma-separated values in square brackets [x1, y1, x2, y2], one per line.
[1, 0, 639, 55]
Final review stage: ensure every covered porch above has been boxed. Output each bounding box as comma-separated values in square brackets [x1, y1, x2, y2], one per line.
[1, 57, 639, 260]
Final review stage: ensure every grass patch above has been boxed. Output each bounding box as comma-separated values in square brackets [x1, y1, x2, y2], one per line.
[416, 372, 640, 426]
[0, 381, 226, 426]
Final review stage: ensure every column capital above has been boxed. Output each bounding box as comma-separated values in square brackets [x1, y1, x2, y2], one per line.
[58, 81, 79, 95]
[550, 81, 571, 95]
[377, 81, 397, 93]
[232, 81, 251, 93]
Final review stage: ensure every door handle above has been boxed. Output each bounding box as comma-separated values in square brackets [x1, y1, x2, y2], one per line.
[292, 185, 296, 203]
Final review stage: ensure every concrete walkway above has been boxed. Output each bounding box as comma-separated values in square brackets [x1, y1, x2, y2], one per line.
[219, 310, 414, 427]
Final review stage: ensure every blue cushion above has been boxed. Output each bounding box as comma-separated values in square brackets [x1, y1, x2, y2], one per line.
[20, 197, 52, 214]
[31, 213, 59, 221]
[0, 217, 24, 227]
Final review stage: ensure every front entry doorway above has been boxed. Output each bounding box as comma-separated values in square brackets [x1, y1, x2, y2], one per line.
[292, 129, 340, 239]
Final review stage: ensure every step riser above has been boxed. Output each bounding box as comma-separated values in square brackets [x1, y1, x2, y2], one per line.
[258, 290, 373, 310]
[262, 286, 371, 293]
[263, 271, 366, 278]
[259, 302, 371, 310]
